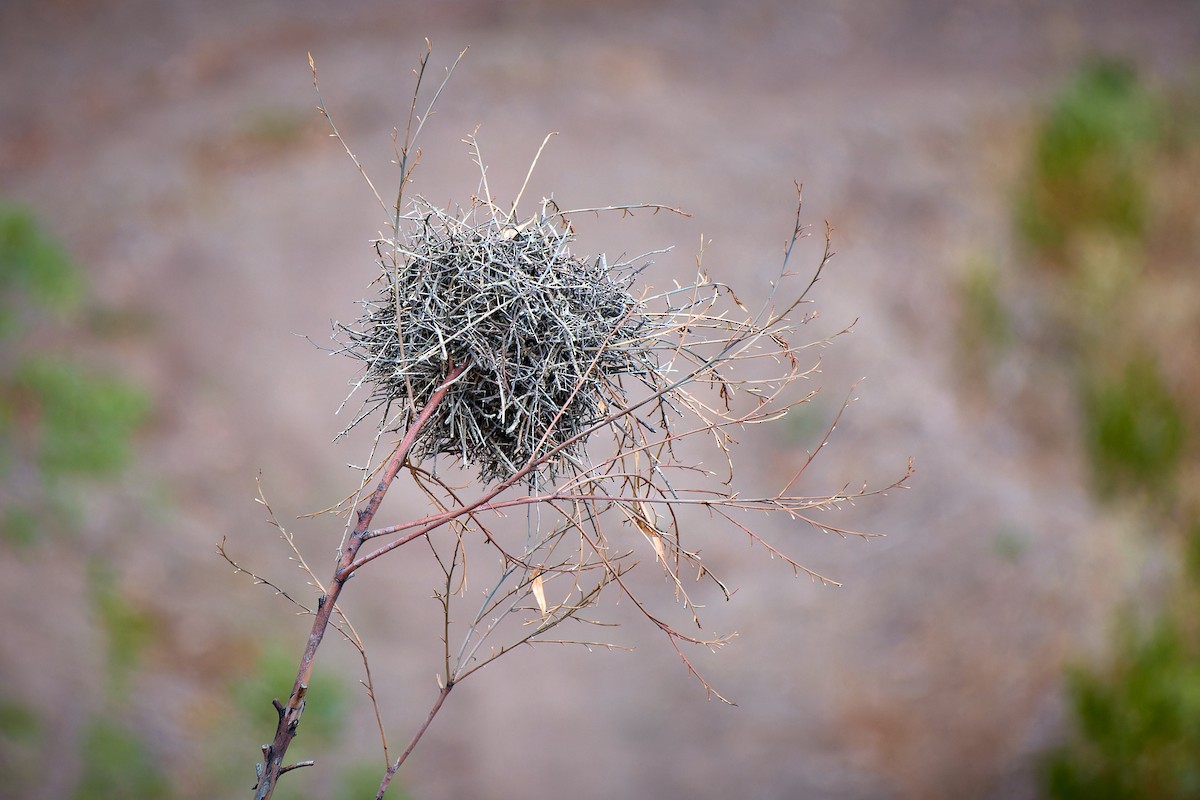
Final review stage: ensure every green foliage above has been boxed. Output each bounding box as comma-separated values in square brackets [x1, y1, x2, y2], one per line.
[991, 524, 1029, 563]
[1022, 61, 1200, 800]
[962, 256, 1012, 348]
[0, 203, 82, 337]
[0, 204, 161, 797]
[89, 563, 159, 699]
[957, 254, 1013, 376]
[1016, 59, 1160, 260]
[73, 718, 174, 800]
[1, 504, 38, 547]
[1012, 60, 1192, 499]
[1044, 610, 1200, 799]
[0, 203, 149, 545]
[1187, 526, 1200, 582]
[241, 108, 310, 149]
[1081, 355, 1186, 497]
[9, 356, 149, 479]
[0, 699, 39, 743]
[0, 698, 42, 788]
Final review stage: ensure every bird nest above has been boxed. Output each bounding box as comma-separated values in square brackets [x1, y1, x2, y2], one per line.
[338, 196, 665, 485]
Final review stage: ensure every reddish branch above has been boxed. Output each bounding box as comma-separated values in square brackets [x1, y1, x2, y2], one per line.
[253, 361, 466, 800]
[375, 684, 454, 799]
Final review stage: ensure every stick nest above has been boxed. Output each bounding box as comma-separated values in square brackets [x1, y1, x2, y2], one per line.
[339, 198, 663, 485]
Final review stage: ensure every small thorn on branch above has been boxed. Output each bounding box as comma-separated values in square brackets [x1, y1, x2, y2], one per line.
[279, 760, 315, 776]
[272, 699, 285, 719]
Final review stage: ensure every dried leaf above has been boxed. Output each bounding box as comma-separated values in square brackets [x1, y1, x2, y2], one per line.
[531, 569, 548, 616]
[634, 502, 666, 565]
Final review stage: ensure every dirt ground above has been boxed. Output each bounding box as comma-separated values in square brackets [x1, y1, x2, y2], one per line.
[3, 1, 1199, 798]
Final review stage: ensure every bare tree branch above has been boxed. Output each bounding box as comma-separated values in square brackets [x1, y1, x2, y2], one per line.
[231, 44, 906, 800]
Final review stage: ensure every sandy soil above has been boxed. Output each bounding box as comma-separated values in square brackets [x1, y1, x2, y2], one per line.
[3, 1, 1198, 798]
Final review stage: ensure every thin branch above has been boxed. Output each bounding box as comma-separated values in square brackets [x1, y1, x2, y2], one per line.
[309, 52, 387, 218]
[508, 131, 558, 221]
[252, 362, 466, 800]
[375, 684, 453, 800]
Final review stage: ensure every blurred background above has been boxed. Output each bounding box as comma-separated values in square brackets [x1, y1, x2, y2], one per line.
[2, 1, 1199, 798]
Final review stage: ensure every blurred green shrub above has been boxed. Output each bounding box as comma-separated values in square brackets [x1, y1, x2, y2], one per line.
[1044, 595, 1200, 799]
[73, 719, 174, 800]
[241, 108, 310, 149]
[955, 254, 1014, 382]
[0, 204, 158, 795]
[8, 357, 149, 478]
[1020, 62, 1200, 799]
[0, 202, 393, 797]
[0, 698, 41, 790]
[1016, 60, 1160, 262]
[0, 204, 148, 545]
[960, 255, 1013, 351]
[0, 204, 82, 336]
[89, 562, 160, 699]
[1081, 355, 1186, 498]
[1014, 60, 1193, 500]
